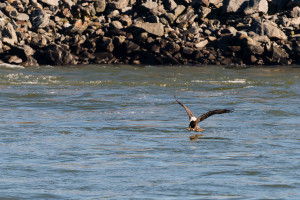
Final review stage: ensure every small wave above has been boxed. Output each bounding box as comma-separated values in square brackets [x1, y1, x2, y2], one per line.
[3, 73, 61, 85]
[0, 63, 25, 69]
[192, 79, 248, 84]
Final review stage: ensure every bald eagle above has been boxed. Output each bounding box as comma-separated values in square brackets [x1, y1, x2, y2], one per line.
[174, 95, 233, 132]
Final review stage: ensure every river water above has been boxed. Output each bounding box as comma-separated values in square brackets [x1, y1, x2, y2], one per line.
[0, 64, 300, 199]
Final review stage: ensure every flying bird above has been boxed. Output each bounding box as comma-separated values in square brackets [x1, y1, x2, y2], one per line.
[174, 95, 233, 132]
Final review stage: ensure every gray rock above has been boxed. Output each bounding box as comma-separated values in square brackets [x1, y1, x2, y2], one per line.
[94, 0, 106, 13]
[176, 7, 198, 27]
[262, 21, 287, 40]
[113, 35, 126, 45]
[31, 32, 48, 47]
[289, 6, 300, 17]
[110, 20, 123, 29]
[225, 26, 238, 36]
[109, 0, 129, 10]
[223, 0, 248, 13]
[17, 13, 30, 21]
[0, 40, 2, 53]
[30, 8, 50, 28]
[173, 5, 185, 18]
[188, 26, 201, 34]
[23, 45, 35, 57]
[0, 17, 5, 28]
[224, 0, 268, 14]
[8, 44, 36, 65]
[164, 12, 176, 24]
[182, 46, 194, 55]
[270, 44, 289, 64]
[100, 37, 114, 52]
[12, 44, 35, 57]
[38, 0, 59, 6]
[252, 35, 271, 45]
[23, 56, 38, 67]
[165, 42, 180, 54]
[133, 22, 164, 37]
[162, 49, 181, 64]
[120, 15, 132, 26]
[164, 0, 177, 11]
[192, 0, 222, 7]
[209, 0, 223, 7]
[244, 0, 268, 15]
[199, 6, 211, 18]
[2, 23, 18, 45]
[107, 10, 120, 18]
[140, 1, 166, 15]
[159, 17, 169, 25]
[4, 5, 19, 19]
[44, 44, 76, 65]
[195, 40, 208, 48]
[289, 16, 300, 26]
[248, 44, 264, 55]
[71, 19, 88, 34]
[141, 0, 158, 10]
[252, 19, 287, 40]
[8, 55, 23, 64]
[124, 41, 140, 53]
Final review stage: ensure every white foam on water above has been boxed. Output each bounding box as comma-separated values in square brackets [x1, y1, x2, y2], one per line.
[0, 63, 25, 69]
[192, 79, 248, 84]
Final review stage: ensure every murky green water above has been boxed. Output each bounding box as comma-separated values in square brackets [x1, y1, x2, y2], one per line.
[0, 64, 300, 199]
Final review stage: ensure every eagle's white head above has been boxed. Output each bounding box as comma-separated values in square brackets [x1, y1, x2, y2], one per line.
[190, 117, 197, 122]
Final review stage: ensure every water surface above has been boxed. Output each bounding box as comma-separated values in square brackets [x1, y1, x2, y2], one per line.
[0, 64, 300, 199]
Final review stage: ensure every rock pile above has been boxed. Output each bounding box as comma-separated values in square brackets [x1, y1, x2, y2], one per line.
[0, 0, 299, 66]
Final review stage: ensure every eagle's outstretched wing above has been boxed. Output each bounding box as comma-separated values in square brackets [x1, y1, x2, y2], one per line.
[196, 109, 233, 123]
[174, 95, 195, 119]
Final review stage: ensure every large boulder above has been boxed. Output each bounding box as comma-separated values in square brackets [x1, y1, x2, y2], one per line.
[269, 44, 289, 64]
[38, 0, 59, 6]
[141, 0, 158, 10]
[2, 23, 18, 45]
[223, 0, 268, 14]
[71, 19, 88, 34]
[173, 5, 186, 18]
[192, 0, 223, 7]
[176, 7, 198, 28]
[209, 0, 223, 7]
[43, 44, 76, 65]
[30, 8, 50, 28]
[109, 0, 129, 10]
[252, 19, 287, 40]
[223, 0, 248, 13]
[10, 45, 35, 58]
[94, 0, 106, 13]
[164, 0, 177, 11]
[262, 21, 287, 40]
[244, 0, 268, 15]
[289, 6, 300, 17]
[132, 22, 164, 37]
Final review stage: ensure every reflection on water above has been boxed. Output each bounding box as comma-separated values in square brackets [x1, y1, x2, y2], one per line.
[0, 64, 300, 199]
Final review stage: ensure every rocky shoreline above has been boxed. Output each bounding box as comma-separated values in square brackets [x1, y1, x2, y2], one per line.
[0, 0, 299, 66]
